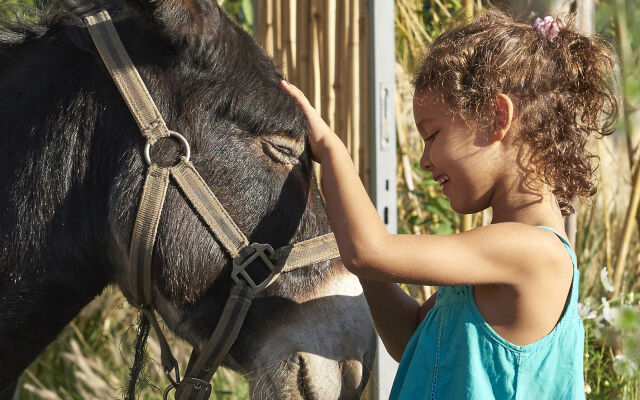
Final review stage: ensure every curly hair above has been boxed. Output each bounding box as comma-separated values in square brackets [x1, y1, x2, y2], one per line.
[413, 8, 619, 215]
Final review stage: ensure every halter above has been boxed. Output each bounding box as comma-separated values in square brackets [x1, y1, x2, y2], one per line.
[84, 11, 340, 399]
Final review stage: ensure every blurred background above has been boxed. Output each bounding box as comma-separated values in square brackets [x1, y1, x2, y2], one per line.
[2, 0, 638, 398]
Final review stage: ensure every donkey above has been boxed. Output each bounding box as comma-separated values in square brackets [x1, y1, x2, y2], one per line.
[0, 0, 376, 398]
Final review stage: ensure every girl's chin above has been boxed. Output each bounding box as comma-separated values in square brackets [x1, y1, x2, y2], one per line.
[448, 197, 484, 215]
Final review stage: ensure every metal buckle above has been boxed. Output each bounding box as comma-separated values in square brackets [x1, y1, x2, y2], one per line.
[172, 377, 212, 400]
[232, 243, 280, 293]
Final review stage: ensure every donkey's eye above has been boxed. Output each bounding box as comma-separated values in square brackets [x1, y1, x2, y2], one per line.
[261, 139, 301, 166]
[274, 145, 294, 156]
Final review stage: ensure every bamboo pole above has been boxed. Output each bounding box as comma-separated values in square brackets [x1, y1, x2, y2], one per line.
[310, 0, 322, 112]
[335, 1, 347, 146]
[430, 0, 440, 24]
[434, 0, 452, 18]
[296, 0, 310, 94]
[322, 0, 336, 129]
[464, 0, 474, 19]
[349, 0, 361, 172]
[256, 1, 262, 46]
[280, 0, 292, 80]
[343, 0, 353, 161]
[274, 0, 283, 70]
[264, 0, 274, 57]
[359, 0, 370, 187]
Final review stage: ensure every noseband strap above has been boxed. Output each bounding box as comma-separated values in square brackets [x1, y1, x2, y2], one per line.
[85, 10, 340, 399]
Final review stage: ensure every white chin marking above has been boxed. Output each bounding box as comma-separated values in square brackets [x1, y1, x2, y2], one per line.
[313, 270, 363, 299]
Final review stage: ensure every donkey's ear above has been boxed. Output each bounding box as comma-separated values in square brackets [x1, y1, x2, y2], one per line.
[64, 24, 95, 53]
[142, 0, 222, 40]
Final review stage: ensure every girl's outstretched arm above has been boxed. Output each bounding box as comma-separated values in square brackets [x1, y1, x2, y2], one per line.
[280, 82, 561, 286]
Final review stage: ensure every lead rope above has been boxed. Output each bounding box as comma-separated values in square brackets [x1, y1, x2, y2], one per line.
[84, 10, 341, 400]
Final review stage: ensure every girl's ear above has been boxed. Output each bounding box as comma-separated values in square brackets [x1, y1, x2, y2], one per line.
[493, 93, 514, 142]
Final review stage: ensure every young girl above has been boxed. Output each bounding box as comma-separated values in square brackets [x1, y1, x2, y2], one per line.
[281, 8, 617, 399]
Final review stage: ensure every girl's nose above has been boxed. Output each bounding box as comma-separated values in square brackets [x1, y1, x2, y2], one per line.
[420, 150, 431, 171]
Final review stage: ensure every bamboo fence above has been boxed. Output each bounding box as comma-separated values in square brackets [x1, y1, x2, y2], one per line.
[255, 0, 371, 190]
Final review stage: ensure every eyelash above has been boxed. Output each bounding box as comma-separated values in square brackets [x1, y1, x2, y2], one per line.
[425, 131, 439, 141]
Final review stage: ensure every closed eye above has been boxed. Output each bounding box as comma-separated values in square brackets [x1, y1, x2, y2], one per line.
[425, 131, 439, 141]
[260, 139, 301, 166]
[273, 144, 294, 156]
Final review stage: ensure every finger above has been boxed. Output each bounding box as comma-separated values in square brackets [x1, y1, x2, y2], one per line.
[280, 80, 331, 133]
[280, 80, 314, 112]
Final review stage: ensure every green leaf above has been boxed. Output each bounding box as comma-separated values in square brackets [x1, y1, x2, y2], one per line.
[432, 222, 454, 235]
[619, 307, 640, 330]
[435, 196, 451, 211]
[425, 204, 447, 219]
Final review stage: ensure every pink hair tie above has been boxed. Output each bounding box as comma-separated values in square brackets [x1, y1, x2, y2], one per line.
[533, 16, 561, 41]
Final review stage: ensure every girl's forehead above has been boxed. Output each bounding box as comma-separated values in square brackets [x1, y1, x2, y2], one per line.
[413, 91, 450, 122]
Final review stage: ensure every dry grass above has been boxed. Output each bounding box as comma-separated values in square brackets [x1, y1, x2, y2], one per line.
[18, 286, 249, 400]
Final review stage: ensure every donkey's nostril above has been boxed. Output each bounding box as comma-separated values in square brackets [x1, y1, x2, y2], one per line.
[292, 352, 366, 399]
[340, 358, 364, 398]
[296, 355, 319, 400]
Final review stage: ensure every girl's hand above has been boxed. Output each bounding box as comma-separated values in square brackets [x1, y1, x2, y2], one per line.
[280, 80, 339, 163]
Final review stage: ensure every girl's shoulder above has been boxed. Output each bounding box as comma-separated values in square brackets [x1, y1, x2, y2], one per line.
[469, 223, 576, 347]
[466, 222, 573, 280]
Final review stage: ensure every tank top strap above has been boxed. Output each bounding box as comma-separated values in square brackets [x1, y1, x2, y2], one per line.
[536, 225, 580, 315]
[536, 226, 577, 269]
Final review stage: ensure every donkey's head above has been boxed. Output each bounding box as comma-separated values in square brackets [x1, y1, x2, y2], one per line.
[71, 0, 378, 397]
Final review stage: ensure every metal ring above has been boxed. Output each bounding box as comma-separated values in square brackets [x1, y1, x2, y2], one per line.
[163, 383, 177, 400]
[144, 130, 191, 166]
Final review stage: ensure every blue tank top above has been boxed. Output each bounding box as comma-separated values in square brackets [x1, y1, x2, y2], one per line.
[389, 226, 585, 400]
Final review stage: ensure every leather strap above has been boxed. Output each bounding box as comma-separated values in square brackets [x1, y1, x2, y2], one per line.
[129, 165, 170, 306]
[175, 284, 254, 399]
[170, 159, 249, 258]
[280, 232, 340, 273]
[85, 11, 169, 144]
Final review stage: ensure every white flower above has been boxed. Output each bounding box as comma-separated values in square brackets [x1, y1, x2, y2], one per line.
[600, 267, 614, 292]
[602, 297, 620, 326]
[613, 354, 638, 377]
[584, 382, 592, 394]
[593, 325, 604, 339]
[578, 302, 597, 319]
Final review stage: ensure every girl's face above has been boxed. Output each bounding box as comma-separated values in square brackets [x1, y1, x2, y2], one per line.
[413, 91, 505, 214]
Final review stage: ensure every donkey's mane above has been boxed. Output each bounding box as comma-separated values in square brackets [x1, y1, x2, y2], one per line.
[0, 0, 308, 139]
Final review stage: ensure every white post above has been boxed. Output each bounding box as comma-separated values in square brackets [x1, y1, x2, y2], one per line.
[368, 0, 399, 399]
